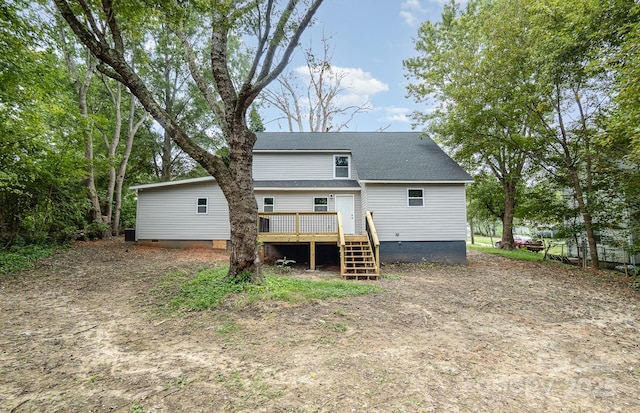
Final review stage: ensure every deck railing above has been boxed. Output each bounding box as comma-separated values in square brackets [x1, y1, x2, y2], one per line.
[257, 212, 340, 242]
[365, 211, 380, 272]
[337, 212, 345, 275]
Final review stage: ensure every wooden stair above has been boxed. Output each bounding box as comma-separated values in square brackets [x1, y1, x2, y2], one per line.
[342, 235, 379, 280]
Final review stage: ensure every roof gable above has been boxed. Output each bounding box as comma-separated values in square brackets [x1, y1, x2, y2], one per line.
[254, 132, 473, 182]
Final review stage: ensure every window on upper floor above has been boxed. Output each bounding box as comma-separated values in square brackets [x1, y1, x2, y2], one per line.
[263, 197, 274, 212]
[407, 189, 424, 207]
[334, 155, 351, 179]
[314, 197, 328, 212]
[196, 197, 208, 214]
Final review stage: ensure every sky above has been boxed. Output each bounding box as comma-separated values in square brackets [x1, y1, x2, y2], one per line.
[261, 0, 451, 133]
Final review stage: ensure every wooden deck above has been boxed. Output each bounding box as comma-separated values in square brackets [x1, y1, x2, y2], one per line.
[257, 211, 380, 279]
[257, 212, 340, 243]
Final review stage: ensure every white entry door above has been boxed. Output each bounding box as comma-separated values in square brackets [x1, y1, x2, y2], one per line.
[335, 195, 355, 234]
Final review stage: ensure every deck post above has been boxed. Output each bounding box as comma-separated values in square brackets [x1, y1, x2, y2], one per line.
[309, 241, 316, 270]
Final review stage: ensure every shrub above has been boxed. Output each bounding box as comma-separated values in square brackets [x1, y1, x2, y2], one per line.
[0, 244, 55, 275]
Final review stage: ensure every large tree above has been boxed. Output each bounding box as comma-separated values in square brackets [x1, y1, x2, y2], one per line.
[404, 0, 539, 250]
[407, 0, 636, 267]
[57, 13, 148, 236]
[518, 0, 636, 268]
[54, 0, 323, 282]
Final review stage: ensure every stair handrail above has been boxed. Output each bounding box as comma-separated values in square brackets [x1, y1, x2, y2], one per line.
[337, 211, 346, 275]
[365, 211, 380, 274]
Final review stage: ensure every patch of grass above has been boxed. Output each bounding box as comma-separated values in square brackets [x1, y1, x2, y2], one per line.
[468, 244, 545, 262]
[160, 265, 382, 312]
[0, 244, 57, 275]
[247, 275, 382, 304]
[167, 266, 245, 311]
[468, 235, 568, 255]
[329, 322, 348, 332]
[215, 319, 240, 335]
[469, 244, 576, 269]
[333, 308, 346, 317]
[467, 235, 499, 246]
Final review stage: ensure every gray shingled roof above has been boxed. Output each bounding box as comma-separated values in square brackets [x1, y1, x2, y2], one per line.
[254, 132, 473, 182]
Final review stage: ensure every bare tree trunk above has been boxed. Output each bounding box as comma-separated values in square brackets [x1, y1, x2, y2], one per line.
[555, 84, 599, 269]
[77, 61, 104, 228]
[567, 168, 599, 268]
[58, 23, 104, 230]
[161, 56, 175, 181]
[113, 95, 145, 235]
[161, 130, 172, 181]
[103, 81, 122, 235]
[224, 126, 261, 283]
[500, 180, 517, 250]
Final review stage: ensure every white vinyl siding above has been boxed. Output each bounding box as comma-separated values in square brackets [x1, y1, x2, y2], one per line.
[136, 182, 229, 240]
[135, 182, 367, 241]
[366, 184, 467, 241]
[253, 153, 352, 180]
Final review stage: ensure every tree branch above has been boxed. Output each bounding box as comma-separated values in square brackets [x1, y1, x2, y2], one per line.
[100, 0, 124, 54]
[254, 0, 324, 93]
[174, 26, 225, 122]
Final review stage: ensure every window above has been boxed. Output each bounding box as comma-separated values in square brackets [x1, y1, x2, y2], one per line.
[196, 197, 208, 214]
[314, 197, 328, 212]
[407, 189, 424, 207]
[263, 197, 274, 212]
[334, 155, 350, 179]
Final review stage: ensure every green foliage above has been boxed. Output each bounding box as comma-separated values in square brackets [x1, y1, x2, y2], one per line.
[608, 5, 640, 161]
[467, 173, 506, 222]
[169, 266, 245, 311]
[119, 192, 138, 230]
[160, 266, 382, 312]
[407, 0, 640, 263]
[404, 0, 541, 247]
[249, 105, 266, 132]
[0, 244, 56, 275]
[0, 1, 89, 244]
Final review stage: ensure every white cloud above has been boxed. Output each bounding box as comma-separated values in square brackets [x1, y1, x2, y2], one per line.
[294, 65, 388, 108]
[404, 0, 423, 11]
[402, 0, 470, 26]
[400, 0, 426, 26]
[382, 107, 412, 123]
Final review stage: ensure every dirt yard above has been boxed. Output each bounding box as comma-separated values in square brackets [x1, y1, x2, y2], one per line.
[1, 240, 639, 412]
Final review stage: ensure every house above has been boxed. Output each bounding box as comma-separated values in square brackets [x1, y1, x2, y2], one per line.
[129, 132, 473, 277]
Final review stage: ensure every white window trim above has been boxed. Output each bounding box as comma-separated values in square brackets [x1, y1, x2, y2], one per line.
[333, 154, 351, 179]
[263, 197, 274, 212]
[196, 197, 208, 214]
[407, 188, 425, 207]
[313, 196, 329, 212]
